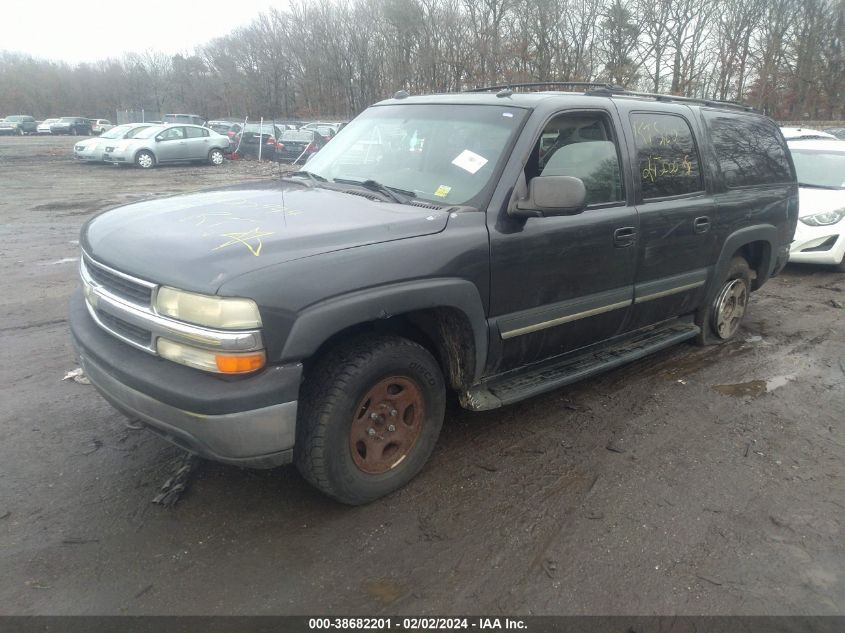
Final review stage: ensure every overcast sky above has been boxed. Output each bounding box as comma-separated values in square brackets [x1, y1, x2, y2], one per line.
[4, 0, 281, 64]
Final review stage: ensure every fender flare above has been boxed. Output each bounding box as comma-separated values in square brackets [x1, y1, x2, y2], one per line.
[709, 224, 778, 295]
[280, 278, 488, 383]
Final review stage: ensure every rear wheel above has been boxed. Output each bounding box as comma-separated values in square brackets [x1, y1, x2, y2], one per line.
[696, 256, 752, 344]
[135, 150, 155, 169]
[208, 148, 225, 166]
[295, 335, 446, 505]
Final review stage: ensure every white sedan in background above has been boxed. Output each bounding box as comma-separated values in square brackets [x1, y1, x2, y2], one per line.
[788, 139, 845, 271]
[73, 123, 153, 162]
[37, 118, 60, 134]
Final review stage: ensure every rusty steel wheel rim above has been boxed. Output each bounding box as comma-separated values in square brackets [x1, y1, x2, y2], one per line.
[349, 375, 425, 475]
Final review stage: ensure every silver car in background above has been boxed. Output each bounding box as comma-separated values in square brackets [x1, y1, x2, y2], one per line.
[73, 123, 154, 162]
[103, 124, 229, 168]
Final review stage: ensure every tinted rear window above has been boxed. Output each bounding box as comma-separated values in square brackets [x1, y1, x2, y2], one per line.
[703, 112, 793, 187]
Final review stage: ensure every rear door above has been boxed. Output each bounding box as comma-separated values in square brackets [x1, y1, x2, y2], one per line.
[488, 107, 639, 372]
[615, 105, 717, 330]
[185, 126, 209, 158]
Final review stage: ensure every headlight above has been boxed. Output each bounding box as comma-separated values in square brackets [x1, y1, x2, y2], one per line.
[157, 338, 265, 374]
[155, 286, 262, 329]
[800, 208, 845, 226]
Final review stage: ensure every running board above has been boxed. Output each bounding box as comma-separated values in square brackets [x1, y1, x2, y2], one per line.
[462, 321, 700, 411]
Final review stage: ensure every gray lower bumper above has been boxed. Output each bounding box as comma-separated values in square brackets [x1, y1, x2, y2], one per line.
[81, 354, 297, 469]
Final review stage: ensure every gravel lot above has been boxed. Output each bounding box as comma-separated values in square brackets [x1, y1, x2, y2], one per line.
[1, 135, 843, 615]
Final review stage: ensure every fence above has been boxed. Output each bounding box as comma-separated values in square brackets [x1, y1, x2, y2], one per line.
[116, 109, 164, 124]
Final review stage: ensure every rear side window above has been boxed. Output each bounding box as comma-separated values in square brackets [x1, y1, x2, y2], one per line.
[702, 111, 792, 187]
[185, 126, 205, 138]
[630, 112, 703, 199]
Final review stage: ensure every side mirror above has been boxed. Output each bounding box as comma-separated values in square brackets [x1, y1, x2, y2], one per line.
[510, 175, 587, 218]
[154, 136, 162, 142]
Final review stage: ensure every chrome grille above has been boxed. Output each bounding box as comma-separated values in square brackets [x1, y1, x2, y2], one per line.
[83, 257, 153, 306]
[95, 310, 152, 346]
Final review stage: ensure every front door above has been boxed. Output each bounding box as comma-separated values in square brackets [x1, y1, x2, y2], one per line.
[488, 108, 639, 373]
[155, 126, 188, 162]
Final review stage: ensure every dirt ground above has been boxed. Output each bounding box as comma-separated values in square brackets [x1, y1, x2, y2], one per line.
[0, 135, 843, 616]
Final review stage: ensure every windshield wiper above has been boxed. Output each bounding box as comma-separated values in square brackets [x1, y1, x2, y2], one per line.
[333, 178, 416, 204]
[797, 182, 841, 189]
[284, 170, 328, 186]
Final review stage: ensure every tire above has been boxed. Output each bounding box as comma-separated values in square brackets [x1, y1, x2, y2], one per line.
[295, 335, 446, 505]
[208, 148, 225, 166]
[833, 254, 845, 273]
[696, 256, 752, 344]
[135, 150, 156, 169]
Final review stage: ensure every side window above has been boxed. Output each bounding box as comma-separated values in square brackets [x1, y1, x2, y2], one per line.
[702, 111, 792, 187]
[185, 126, 204, 139]
[160, 127, 185, 141]
[528, 112, 624, 205]
[630, 112, 703, 199]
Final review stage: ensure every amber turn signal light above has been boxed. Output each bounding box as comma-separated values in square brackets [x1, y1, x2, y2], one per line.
[215, 353, 266, 374]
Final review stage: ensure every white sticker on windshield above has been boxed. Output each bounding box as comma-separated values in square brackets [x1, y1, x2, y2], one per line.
[451, 150, 488, 175]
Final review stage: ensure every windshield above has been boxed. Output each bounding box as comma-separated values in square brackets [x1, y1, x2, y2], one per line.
[791, 149, 845, 189]
[6, 116, 25, 122]
[132, 126, 166, 139]
[100, 124, 136, 139]
[281, 130, 314, 142]
[303, 104, 527, 205]
[242, 124, 278, 135]
[209, 123, 231, 133]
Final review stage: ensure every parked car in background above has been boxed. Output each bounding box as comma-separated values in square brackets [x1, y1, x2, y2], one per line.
[51, 117, 92, 135]
[823, 127, 845, 140]
[163, 113, 205, 126]
[73, 123, 154, 162]
[232, 122, 287, 159]
[302, 121, 340, 140]
[0, 115, 37, 135]
[90, 119, 114, 135]
[780, 127, 836, 141]
[207, 120, 242, 139]
[103, 124, 229, 168]
[37, 118, 60, 134]
[275, 128, 326, 163]
[787, 139, 845, 271]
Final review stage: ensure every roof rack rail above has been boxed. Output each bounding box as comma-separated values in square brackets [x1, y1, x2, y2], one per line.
[465, 82, 624, 94]
[617, 89, 758, 112]
[463, 82, 758, 112]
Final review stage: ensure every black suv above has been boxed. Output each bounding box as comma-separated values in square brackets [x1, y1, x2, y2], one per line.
[70, 85, 798, 504]
[51, 117, 91, 135]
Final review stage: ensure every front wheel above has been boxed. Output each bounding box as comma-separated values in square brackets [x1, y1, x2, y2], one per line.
[696, 256, 752, 344]
[208, 148, 225, 166]
[295, 335, 446, 505]
[135, 150, 155, 169]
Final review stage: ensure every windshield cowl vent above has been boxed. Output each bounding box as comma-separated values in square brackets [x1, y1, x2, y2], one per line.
[408, 200, 444, 210]
[341, 189, 382, 202]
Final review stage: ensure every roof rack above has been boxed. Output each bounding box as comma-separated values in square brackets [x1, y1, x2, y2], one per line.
[464, 82, 758, 112]
[466, 82, 623, 94]
[618, 89, 757, 112]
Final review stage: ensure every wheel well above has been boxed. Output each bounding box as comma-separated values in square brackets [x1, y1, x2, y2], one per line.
[735, 241, 769, 290]
[304, 308, 477, 391]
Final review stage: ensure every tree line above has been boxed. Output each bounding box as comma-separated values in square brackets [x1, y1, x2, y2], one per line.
[1, 0, 842, 121]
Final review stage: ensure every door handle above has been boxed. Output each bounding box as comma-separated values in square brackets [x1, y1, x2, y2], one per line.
[694, 216, 711, 234]
[613, 226, 637, 248]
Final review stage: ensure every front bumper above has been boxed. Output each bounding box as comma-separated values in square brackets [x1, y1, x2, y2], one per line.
[789, 220, 845, 266]
[70, 290, 301, 468]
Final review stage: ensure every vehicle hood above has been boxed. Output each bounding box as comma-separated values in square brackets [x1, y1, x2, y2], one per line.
[798, 186, 845, 217]
[75, 138, 100, 149]
[81, 182, 451, 294]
